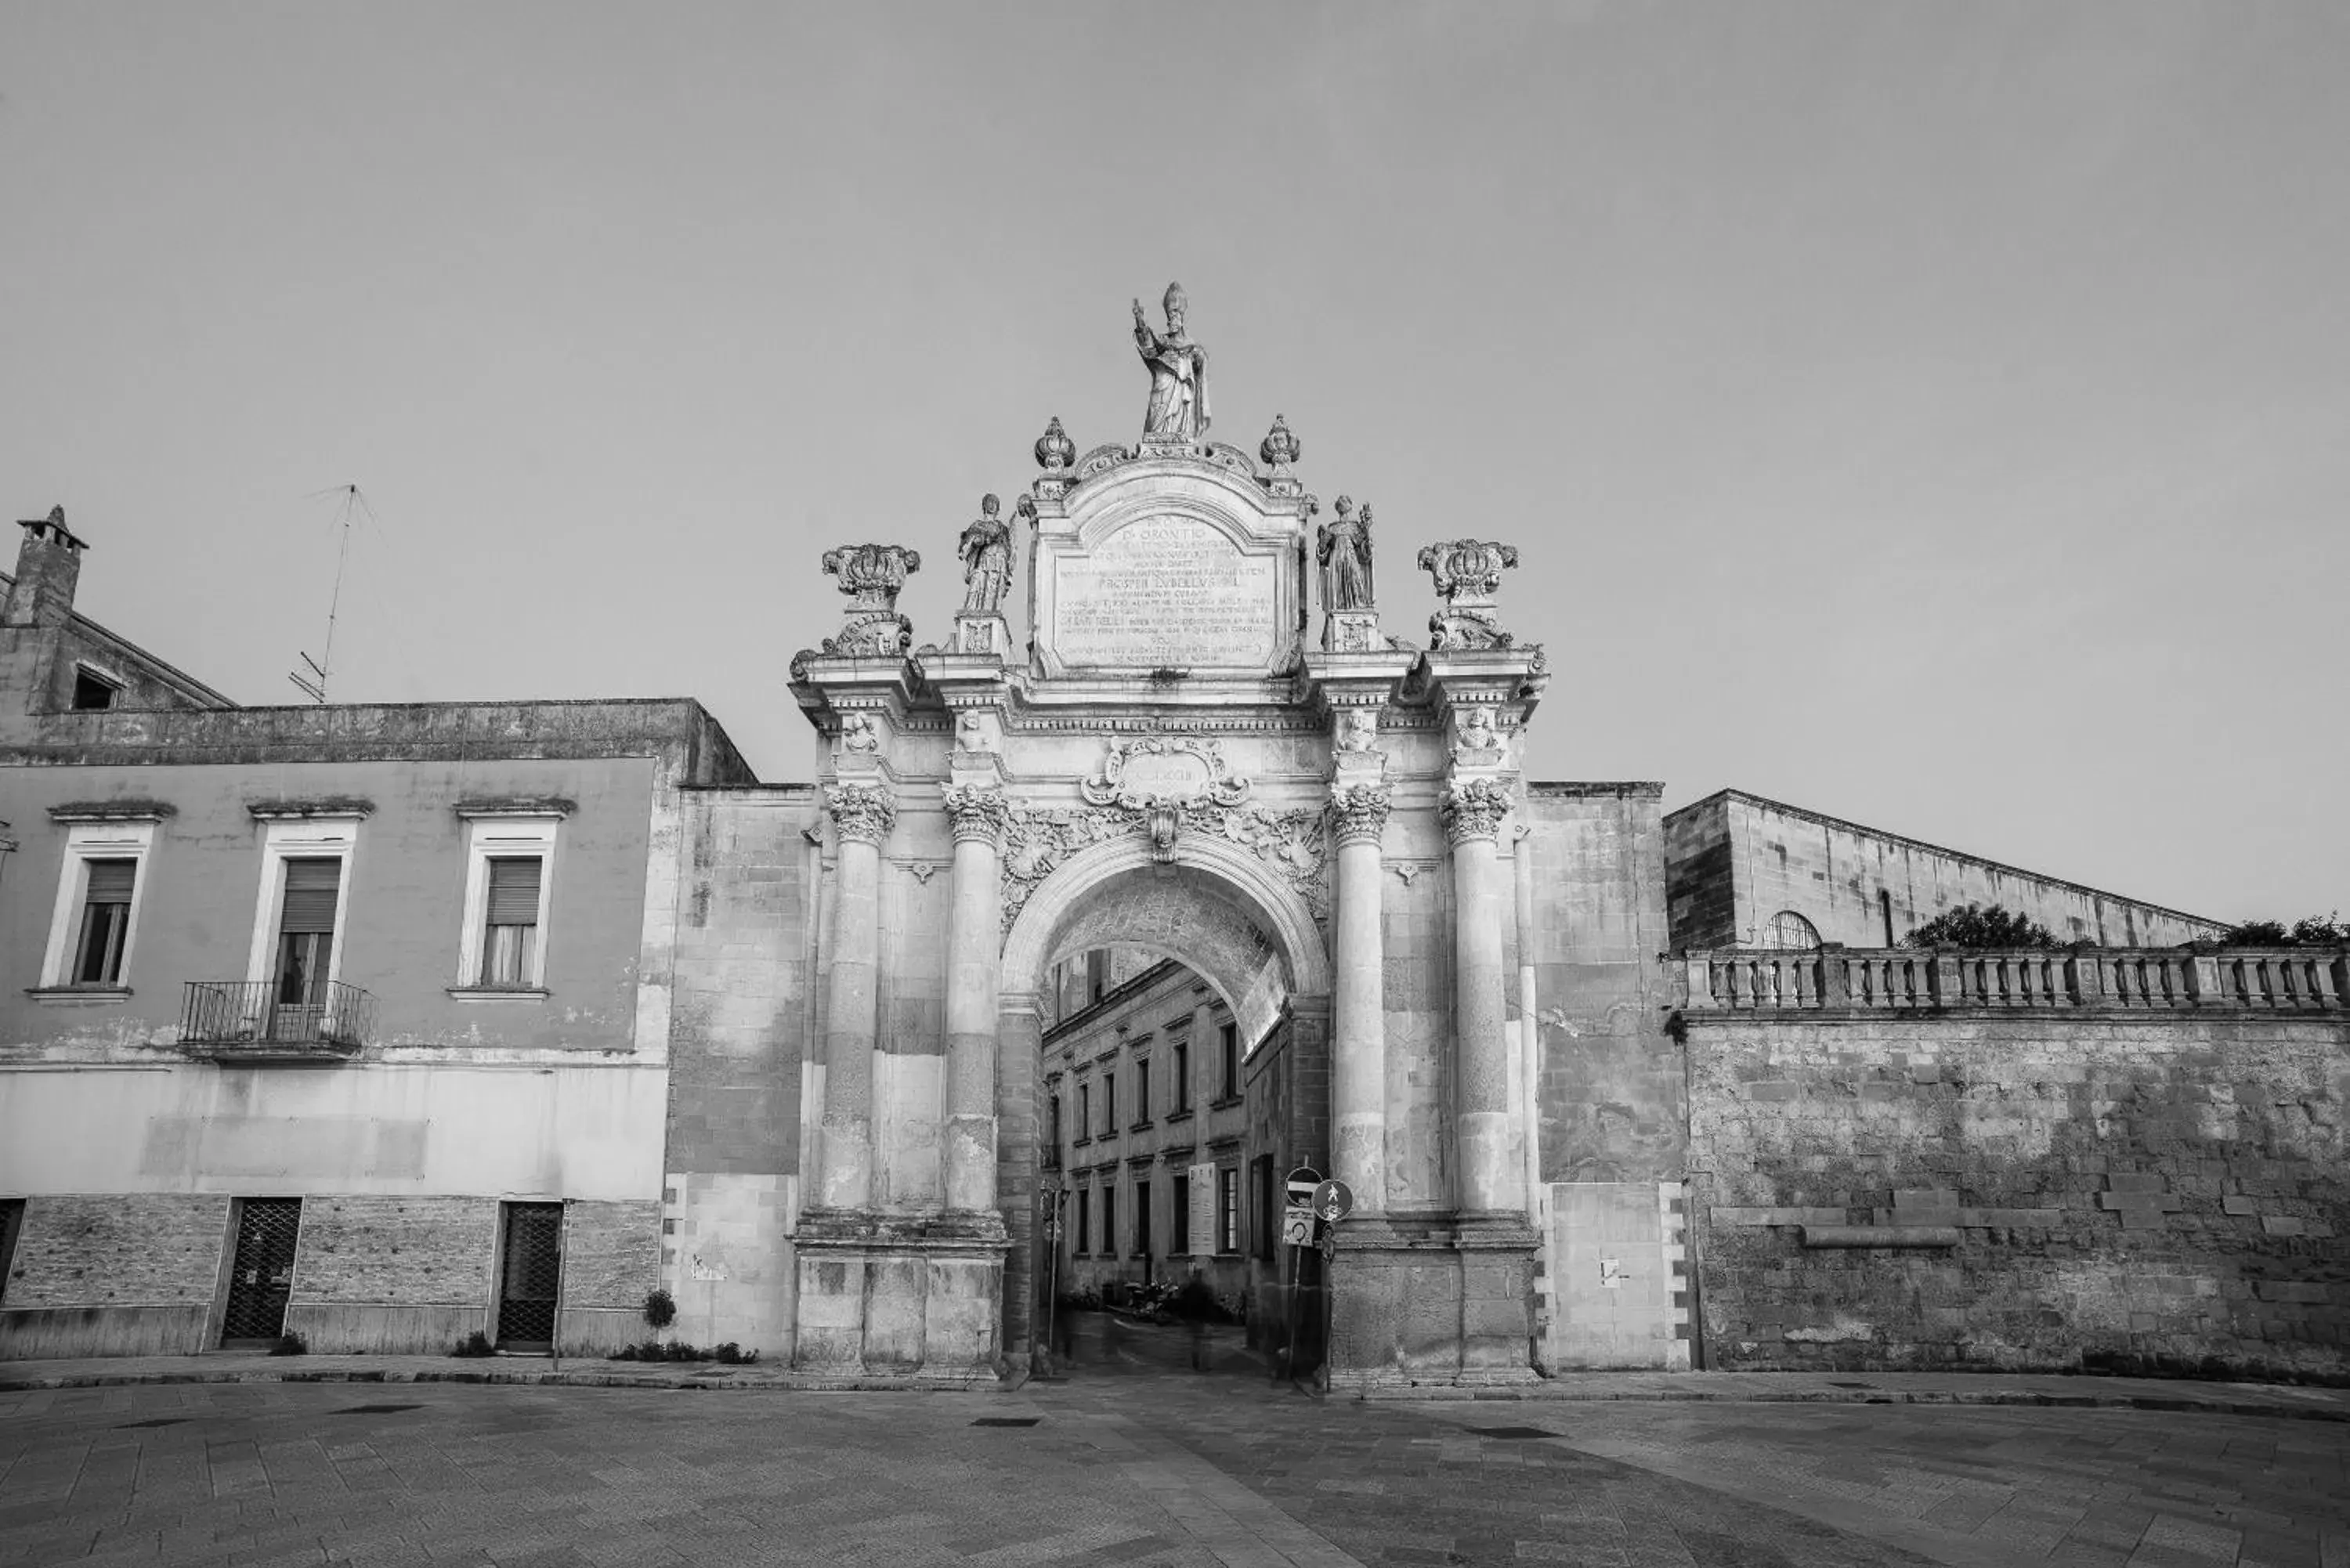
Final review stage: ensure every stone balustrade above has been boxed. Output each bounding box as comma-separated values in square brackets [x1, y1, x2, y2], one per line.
[1679, 945, 2349, 1013]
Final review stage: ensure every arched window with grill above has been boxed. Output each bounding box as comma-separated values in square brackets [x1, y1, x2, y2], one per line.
[1759, 909, 1823, 950]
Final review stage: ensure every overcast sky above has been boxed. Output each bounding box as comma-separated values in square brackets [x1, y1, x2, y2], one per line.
[4, 2, 2345, 924]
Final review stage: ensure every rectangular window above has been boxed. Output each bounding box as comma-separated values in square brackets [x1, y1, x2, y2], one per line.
[1101, 1185, 1117, 1257]
[1217, 1167, 1239, 1254]
[74, 858, 137, 984]
[39, 820, 157, 990]
[1134, 1180, 1152, 1263]
[0, 1199, 24, 1304]
[1101, 1075, 1115, 1136]
[1220, 1022, 1238, 1099]
[1173, 1040, 1190, 1111]
[246, 815, 360, 1006]
[275, 858, 341, 1008]
[1076, 1187, 1090, 1255]
[1076, 1082, 1090, 1143]
[1048, 1094, 1061, 1151]
[1253, 1155, 1276, 1262]
[456, 813, 559, 992]
[70, 665, 119, 710]
[1133, 1059, 1149, 1125]
[1170, 1172, 1191, 1255]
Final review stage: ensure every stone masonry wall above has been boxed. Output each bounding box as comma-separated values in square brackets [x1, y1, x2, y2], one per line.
[2, 1194, 229, 1308]
[290, 1196, 496, 1305]
[1687, 1015, 2349, 1380]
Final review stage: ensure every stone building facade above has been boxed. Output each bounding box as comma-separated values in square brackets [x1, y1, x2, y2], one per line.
[1666, 787, 2225, 952]
[4, 295, 2342, 1385]
[1040, 958, 1263, 1305]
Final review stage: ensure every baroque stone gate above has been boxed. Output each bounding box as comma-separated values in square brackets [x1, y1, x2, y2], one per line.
[782, 287, 1582, 1384]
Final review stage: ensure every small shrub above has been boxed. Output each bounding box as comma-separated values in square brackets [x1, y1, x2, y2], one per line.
[663, 1340, 701, 1362]
[1902, 902, 2061, 949]
[642, 1288, 677, 1329]
[612, 1344, 638, 1361]
[2217, 914, 2346, 946]
[451, 1329, 496, 1358]
[269, 1331, 307, 1357]
[714, 1342, 743, 1364]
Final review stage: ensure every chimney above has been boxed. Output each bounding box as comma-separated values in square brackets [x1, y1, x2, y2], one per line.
[2, 506, 88, 629]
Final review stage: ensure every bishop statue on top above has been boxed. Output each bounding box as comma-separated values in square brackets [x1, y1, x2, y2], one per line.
[1133, 281, 1210, 440]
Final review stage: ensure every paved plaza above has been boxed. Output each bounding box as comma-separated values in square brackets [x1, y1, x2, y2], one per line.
[2, 1324, 2346, 1568]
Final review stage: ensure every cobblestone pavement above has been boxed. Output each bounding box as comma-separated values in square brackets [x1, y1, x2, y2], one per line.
[2, 1322, 2345, 1567]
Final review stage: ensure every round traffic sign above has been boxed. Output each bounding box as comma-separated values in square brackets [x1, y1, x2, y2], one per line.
[1311, 1178, 1354, 1222]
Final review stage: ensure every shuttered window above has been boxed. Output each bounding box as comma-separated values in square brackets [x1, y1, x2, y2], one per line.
[480, 855, 543, 987]
[279, 858, 342, 934]
[73, 858, 137, 985]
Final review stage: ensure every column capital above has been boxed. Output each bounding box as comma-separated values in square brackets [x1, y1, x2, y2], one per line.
[1327, 780, 1394, 847]
[1441, 775, 1514, 846]
[826, 782, 898, 846]
[941, 782, 1010, 847]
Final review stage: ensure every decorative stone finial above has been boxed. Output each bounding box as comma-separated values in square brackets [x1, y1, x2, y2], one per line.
[804, 543, 922, 663]
[1260, 414, 1300, 471]
[1132, 284, 1209, 439]
[958, 495, 1013, 616]
[1418, 538, 1521, 651]
[1034, 415, 1075, 471]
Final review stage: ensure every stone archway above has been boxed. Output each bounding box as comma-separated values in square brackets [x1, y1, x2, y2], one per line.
[994, 832, 1332, 1369]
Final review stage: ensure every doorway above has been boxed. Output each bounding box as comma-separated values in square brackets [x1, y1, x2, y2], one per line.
[219, 1198, 302, 1346]
[495, 1202, 564, 1351]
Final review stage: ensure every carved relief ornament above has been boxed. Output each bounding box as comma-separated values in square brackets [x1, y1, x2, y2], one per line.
[998, 799, 1329, 934]
[826, 782, 898, 846]
[1440, 775, 1514, 846]
[941, 783, 1010, 847]
[803, 543, 923, 665]
[1418, 537, 1520, 652]
[1079, 732, 1250, 811]
[1327, 782, 1394, 847]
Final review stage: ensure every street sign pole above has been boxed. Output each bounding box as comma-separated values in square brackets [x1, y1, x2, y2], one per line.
[1282, 1166, 1321, 1385]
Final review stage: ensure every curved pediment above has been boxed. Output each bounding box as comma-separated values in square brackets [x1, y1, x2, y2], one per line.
[1028, 450, 1310, 680]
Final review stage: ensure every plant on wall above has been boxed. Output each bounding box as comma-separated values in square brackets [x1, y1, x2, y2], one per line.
[2215, 914, 2345, 946]
[1901, 902, 2061, 949]
[642, 1288, 677, 1329]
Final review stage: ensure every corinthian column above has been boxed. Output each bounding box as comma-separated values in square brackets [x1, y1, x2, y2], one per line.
[941, 783, 1008, 1214]
[1443, 775, 1523, 1218]
[1328, 781, 1392, 1212]
[819, 782, 895, 1212]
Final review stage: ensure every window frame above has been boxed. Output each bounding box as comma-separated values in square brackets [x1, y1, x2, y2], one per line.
[70, 662, 123, 711]
[453, 812, 560, 994]
[38, 819, 158, 990]
[244, 817, 361, 995]
[1216, 1166, 1240, 1255]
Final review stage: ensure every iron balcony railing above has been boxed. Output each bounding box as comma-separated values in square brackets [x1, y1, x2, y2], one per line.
[180, 980, 375, 1060]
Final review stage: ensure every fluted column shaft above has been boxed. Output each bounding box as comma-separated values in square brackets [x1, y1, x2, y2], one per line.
[818, 783, 893, 1211]
[1445, 777, 1523, 1217]
[942, 786, 1007, 1213]
[1329, 782, 1392, 1212]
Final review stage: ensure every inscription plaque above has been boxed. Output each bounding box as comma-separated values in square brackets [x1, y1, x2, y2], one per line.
[1052, 515, 1279, 669]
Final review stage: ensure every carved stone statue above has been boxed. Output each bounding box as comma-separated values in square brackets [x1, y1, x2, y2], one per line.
[804, 543, 921, 663]
[1133, 282, 1209, 439]
[1318, 495, 1376, 612]
[958, 494, 1013, 614]
[1418, 538, 1520, 651]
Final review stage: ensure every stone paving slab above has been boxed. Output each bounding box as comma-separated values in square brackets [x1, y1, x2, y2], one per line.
[4, 1355, 2348, 1567]
[4, 1346, 2344, 1422]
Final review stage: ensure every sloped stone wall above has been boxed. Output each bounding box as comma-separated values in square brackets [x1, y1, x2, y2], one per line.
[1687, 1015, 2349, 1379]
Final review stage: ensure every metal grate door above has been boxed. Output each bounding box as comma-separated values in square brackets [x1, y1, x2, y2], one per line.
[495, 1203, 564, 1349]
[220, 1198, 302, 1342]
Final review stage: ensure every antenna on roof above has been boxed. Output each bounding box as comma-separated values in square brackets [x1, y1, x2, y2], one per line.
[289, 484, 363, 703]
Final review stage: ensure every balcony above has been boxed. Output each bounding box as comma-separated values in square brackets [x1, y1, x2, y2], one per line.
[179, 980, 375, 1063]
